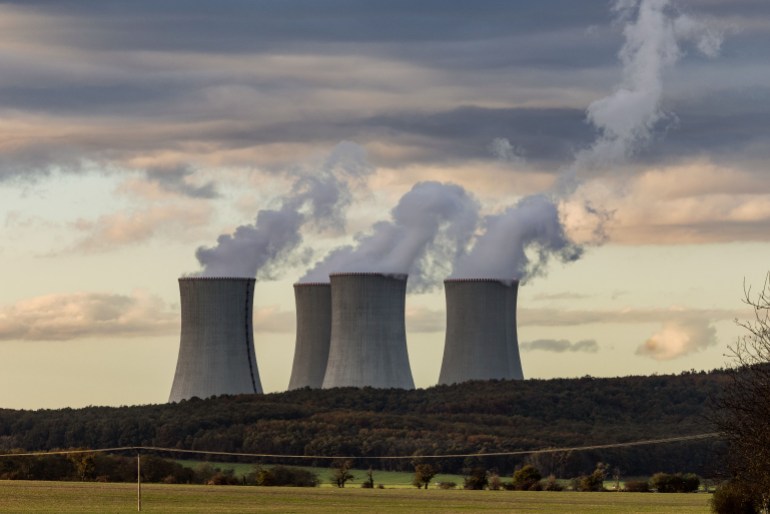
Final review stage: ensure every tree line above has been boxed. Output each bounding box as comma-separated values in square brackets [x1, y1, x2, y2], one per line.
[0, 370, 727, 477]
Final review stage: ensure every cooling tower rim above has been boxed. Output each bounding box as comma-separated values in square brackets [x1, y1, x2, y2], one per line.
[445, 277, 520, 286]
[178, 276, 256, 282]
[329, 272, 408, 280]
[293, 281, 331, 288]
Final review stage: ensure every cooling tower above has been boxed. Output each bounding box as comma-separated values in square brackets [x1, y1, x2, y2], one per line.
[288, 282, 332, 390]
[438, 278, 524, 385]
[505, 281, 524, 380]
[322, 273, 415, 389]
[168, 277, 263, 402]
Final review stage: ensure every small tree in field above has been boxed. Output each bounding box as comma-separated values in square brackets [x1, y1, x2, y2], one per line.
[331, 460, 354, 488]
[464, 467, 489, 490]
[512, 465, 542, 491]
[361, 467, 375, 488]
[573, 462, 608, 492]
[712, 274, 770, 512]
[412, 463, 437, 489]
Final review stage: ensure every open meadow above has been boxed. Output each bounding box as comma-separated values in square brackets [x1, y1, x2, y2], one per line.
[0, 480, 712, 513]
[175, 460, 466, 488]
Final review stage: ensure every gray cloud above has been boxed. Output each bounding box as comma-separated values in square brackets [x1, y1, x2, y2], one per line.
[520, 339, 599, 353]
[0, 0, 764, 184]
[144, 165, 218, 199]
[519, 306, 748, 326]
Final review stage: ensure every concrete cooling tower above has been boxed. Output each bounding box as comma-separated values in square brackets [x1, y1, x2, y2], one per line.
[505, 281, 524, 380]
[168, 277, 263, 402]
[288, 282, 332, 390]
[322, 272, 415, 389]
[438, 278, 524, 385]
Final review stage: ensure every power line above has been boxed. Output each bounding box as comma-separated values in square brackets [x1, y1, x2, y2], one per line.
[0, 432, 722, 460]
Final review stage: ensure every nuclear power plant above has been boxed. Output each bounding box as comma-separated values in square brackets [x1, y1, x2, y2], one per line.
[505, 280, 524, 380]
[322, 272, 415, 389]
[168, 277, 263, 402]
[288, 282, 332, 389]
[438, 278, 524, 385]
[169, 271, 525, 400]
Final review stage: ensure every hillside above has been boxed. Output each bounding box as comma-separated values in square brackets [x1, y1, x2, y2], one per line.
[0, 371, 728, 477]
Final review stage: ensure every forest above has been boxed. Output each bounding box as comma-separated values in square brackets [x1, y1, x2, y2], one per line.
[0, 370, 727, 478]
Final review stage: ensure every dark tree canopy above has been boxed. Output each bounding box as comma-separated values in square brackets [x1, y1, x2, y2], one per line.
[0, 372, 726, 477]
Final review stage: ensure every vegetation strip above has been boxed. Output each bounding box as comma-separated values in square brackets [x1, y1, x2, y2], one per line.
[0, 432, 721, 460]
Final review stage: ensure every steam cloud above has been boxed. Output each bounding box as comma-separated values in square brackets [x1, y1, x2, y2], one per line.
[194, 0, 723, 287]
[300, 181, 480, 291]
[459, 0, 722, 282]
[452, 195, 581, 281]
[573, 0, 722, 174]
[195, 141, 372, 278]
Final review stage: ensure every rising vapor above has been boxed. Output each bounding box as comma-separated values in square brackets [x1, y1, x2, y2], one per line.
[463, 0, 722, 282]
[452, 195, 581, 281]
[574, 0, 722, 173]
[195, 141, 372, 278]
[301, 181, 480, 291]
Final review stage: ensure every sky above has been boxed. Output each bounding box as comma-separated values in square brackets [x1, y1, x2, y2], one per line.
[1, 0, 769, 409]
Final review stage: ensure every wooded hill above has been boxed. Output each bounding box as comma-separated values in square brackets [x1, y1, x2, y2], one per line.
[0, 371, 728, 478]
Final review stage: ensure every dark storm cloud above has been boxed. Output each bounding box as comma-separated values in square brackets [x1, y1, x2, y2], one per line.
[208, 106, 593, 165]
[641, 87, 770, 164]
[0, 0, 767, 182]
[1, 1, 611, 53]
[0, 84, 182, 116]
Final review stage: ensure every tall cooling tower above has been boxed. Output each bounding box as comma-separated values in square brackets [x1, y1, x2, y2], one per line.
[168, 277, 263, 402]
[438, 278, 524, 385]
[288, 282, 331, 390]
[322, 273, 415, 389]
[505, 281, 524, 380]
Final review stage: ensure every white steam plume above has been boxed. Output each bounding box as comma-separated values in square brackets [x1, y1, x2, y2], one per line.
[451, 195, 581, 281]
[195, 141, 372, 278]
[468, 0, 722, 282]
[573, 0, 722, 175]
[300, 181, 479, 291]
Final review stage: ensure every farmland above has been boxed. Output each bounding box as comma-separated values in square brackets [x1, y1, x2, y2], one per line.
[0, 481, 712, 513]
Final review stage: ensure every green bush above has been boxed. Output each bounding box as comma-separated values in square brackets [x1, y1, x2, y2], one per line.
[512, 465, 542, 491]
[650, 472, 699, 493]
[573, 463, 608, 492]
[255, 466, 319, 487]
[710, 480, 758, 514]
[463, 467, 489, 490]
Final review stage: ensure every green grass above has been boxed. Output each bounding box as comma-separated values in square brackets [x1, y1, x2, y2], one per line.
[176, 460, 464, 488]
[0, 480, 712, 513]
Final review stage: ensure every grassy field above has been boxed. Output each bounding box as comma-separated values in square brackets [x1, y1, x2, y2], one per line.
[0, 480, 713, 513]
[176, 460, 465, 488]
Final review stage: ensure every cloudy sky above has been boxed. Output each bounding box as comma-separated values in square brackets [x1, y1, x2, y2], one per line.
[1, 0, 768, 409]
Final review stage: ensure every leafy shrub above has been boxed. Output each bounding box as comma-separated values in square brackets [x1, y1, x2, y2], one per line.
[463, 467, 489, 490]
[512, 465, 542, 491]
[650, 472, 699, 493]
[438, 481, 457, 490]
[711, 480, 758, 514]
[573, 463, 608, 492]
[256, 466, 319, 487]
